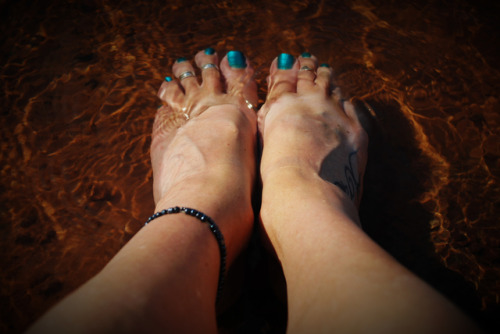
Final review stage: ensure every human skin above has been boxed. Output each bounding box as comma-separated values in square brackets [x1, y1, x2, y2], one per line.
[258, 53, 480, 333]
[26, 49, 258, 334]
[26, 49, 480, 334]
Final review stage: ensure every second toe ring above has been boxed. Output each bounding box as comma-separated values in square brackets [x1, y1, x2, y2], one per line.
[201, 63, 219, 71]
[178, 71, 195, 80]
[300, 66, 315, 72]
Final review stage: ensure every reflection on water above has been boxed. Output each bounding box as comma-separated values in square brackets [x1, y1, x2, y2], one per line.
[1, 0, 499, 332]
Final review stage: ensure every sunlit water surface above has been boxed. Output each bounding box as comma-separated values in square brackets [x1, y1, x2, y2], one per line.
[1, 0, 499, 332]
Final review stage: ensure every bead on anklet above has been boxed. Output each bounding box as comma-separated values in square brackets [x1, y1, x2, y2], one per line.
[144, 206, 226, 305]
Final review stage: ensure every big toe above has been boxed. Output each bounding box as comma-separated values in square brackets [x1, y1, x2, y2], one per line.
[258, 53, 299, 132]
[266, 53, 299, 102]
[219, 51, 258, 112]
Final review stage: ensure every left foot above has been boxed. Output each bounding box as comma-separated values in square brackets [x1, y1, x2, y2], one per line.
[258, 53, 368, 209]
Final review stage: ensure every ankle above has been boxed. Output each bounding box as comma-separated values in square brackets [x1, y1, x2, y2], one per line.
[154, 175, 254, 262]
[261, 167, 361, 229]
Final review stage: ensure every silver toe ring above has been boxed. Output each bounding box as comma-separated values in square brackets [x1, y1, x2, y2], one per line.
[201, 63, 218, 71]
[178, 71, 195, 80]
[300, 66, 315, 72]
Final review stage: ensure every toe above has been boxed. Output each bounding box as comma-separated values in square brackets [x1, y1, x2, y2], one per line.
[172, 57, 199, 94]
[332, 86, 344, 108]
[266, 53, 299, 102]
[157, 76, 185, 111]
[315, 63, 334, 95]
[258, 53, 298, 133]
[154, 76, 190, 140]
[220, 50, 258, 109]
[343, 99, 364, 127]
[195, 47, 222, 94]
[296, 53, 318, 92]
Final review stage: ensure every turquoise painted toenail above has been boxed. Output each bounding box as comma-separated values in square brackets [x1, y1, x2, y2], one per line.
[176, 57, 187, 63]
[227, 51, 247, 69]
[165, 76, 172, 82]
[301, 52, 311, 58]
[320, 63, 330, 67]
[205, 47, 215, 55]
[278, 53, 294, 70]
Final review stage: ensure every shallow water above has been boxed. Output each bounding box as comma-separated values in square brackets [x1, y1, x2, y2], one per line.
[1, 0, 499, 332]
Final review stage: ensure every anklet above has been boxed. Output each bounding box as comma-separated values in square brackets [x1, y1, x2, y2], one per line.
[144, 207, 226, 304]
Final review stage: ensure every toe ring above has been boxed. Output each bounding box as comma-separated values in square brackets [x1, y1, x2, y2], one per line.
[201, 63, 218, 71]
[178, 71, 195, 81]
[300, 66, 315, 72]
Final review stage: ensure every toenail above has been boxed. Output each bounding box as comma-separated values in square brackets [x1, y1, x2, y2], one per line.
[301, 52, 311, 58]
[227, 51, 247, 69]
[204, 47, 215, 55]
[176, 57, 187, 63]
[320, 63, 330, 68]
[164, 76, 172, 82]
[278, 53, 294, 70]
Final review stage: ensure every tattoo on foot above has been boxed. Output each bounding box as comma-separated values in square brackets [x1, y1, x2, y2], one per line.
[333, 151, 361, 201]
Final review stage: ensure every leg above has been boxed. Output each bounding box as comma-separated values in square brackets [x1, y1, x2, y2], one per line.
[258, 53, 480, 333]
[27, 49, 258, 334]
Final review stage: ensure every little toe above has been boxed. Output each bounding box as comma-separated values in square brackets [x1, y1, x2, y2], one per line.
[172, 57, 200, 94]
[157, 76, 185, 111]
[153, 76, 190, 143]
[297, 52, 318, 92]
[265, 53, 299, 102]
[219, 50, 258, 110]
[195, 47, 222, 93]
[343, 99, 365, 127]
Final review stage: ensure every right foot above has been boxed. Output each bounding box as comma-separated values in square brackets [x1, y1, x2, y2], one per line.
[258, 53, 368, 210]
[152, 49, 258, 261]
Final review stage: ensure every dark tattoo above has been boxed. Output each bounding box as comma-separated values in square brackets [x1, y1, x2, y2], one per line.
[333, 151, 360, 200]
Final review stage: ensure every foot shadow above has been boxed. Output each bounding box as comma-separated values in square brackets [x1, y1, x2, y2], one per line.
[355, 98, 487, 330]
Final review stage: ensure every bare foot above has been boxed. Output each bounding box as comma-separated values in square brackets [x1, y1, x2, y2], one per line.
[25, 51, 260, 334]
[152, 48, 258, 260]
[258, 53, 368, 212]
[256, 54, 481, 334]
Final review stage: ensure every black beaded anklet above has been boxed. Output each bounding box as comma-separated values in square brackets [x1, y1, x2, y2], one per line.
[144, 206, 226, 304]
